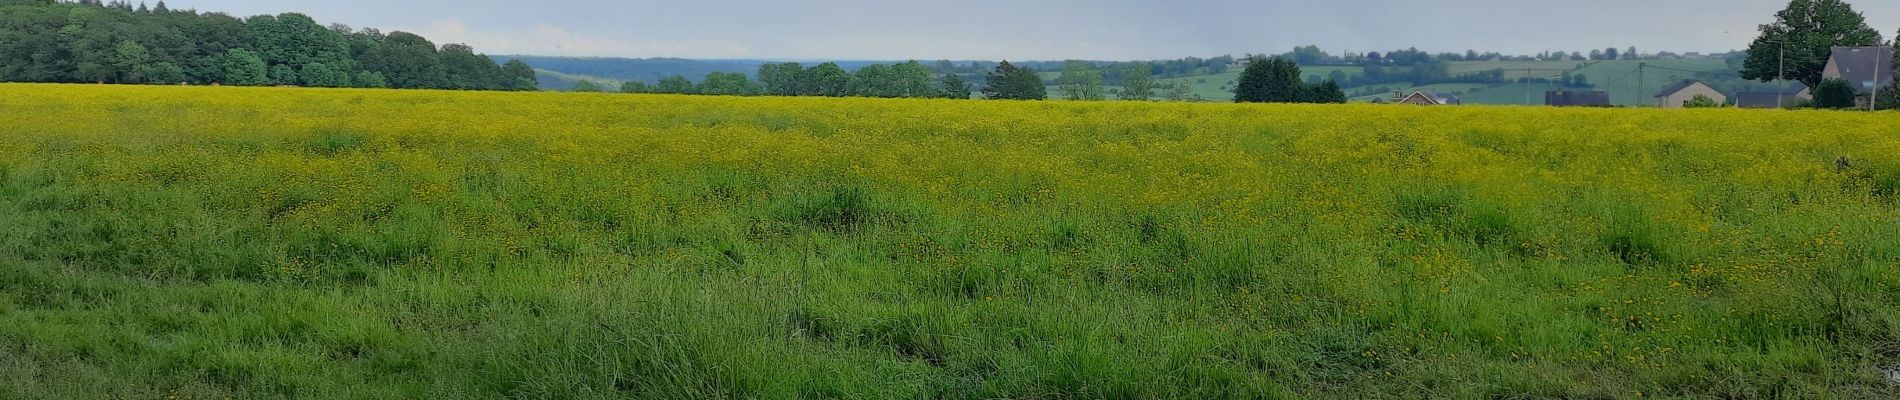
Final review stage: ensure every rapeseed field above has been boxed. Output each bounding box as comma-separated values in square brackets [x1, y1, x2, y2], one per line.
[1, 83, 1897, 398]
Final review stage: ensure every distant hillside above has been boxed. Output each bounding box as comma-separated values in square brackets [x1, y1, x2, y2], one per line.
[492, 56, 902, 90]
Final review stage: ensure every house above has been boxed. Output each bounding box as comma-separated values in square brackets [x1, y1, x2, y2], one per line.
[1821, 46, 1895, 105]
[1391, 90, 1460, 105]
[1735, 84, 1812, 109]
[1653, 80, 1727, 108]
[1546, 91, 1610, 107]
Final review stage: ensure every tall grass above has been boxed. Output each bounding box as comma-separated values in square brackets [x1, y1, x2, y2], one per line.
[0, 84, 1896, 398]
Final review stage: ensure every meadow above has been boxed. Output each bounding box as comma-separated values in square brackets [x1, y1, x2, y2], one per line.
[1, 83, 1898, 399]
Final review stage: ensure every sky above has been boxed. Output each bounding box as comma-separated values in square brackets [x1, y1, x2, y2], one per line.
[162, 0, 1900, 61]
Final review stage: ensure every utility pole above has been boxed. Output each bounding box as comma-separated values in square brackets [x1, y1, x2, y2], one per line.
[1872, 44, 1885, 111]
[1777, 44, 1786, 108]
[1636, 62, 1646, 107]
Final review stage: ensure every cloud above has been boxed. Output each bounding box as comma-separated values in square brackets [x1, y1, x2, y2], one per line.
[400, 18, 754, 58]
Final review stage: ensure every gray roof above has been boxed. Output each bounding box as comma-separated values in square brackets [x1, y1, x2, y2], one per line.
[1828, 46, 1895, 94]
[1654, 80, 1717, 98]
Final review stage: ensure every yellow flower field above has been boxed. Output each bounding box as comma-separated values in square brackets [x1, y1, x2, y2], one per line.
[0, 83, 1897, 398]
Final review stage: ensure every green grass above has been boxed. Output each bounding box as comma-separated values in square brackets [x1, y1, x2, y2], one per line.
[2, 84, 1899, 398]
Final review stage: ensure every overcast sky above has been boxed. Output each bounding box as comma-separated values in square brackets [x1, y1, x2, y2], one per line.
[162, 0, 1900, 60]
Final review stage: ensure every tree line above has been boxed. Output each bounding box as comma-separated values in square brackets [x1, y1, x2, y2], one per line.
[0, 0, 535, 90]
[571, 59, 1227, 102]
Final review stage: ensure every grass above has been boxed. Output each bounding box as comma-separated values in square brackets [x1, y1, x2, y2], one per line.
[1, 83, 1898, 399]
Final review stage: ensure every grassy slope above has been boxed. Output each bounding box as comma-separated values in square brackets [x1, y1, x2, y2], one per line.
[1459, 59, 1733, 105]
[2, 84, 1899, 399]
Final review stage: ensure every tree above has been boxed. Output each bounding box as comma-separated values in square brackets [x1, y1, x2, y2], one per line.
[569, 79, 604, 92]
[656, 75, 696, 94]
[110, 40, 150, 83]
[1118, 62, 1153, 100]
[1234, 56, 1303, 103]
[1812, 78, 1857, 108]
[889, 61, 935, 97]
[805, 63, 851, 97]
[217, 48, 268, 85]
[1684, 94, 1724, 108]
[299, 62, 351, 87]
[353, 71, 387, 88]
[1741, 0, 1885, 88]
[138, 62, 187, 84]
[614, 81, 646, 93]
[1165, 82, 1194, 101]
[758, 62, 805, 96]
[268, 64, 296, 85]
[1306, 80, 1347, 103]
[247, 13, 351, 71]
[698, 72, 759, 96]
[500, 59, 538, 91]
[362, 31, 447, 89]
[1057, 61, 1105, 100]
[937, 73, 970, 99]
[982, 61, 1045, 100]
[439, 43, 501, 90]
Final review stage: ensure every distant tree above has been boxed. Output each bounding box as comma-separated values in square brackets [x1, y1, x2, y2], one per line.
[1812, 78, 1857, 108]
[353, 71, 387, 88]
[758, 62, 805, 96]
[1626, 46, 1638, 59]
[1165, 82, 1194, 101]
[299, 62, 351, 87]
[805, 63, 852, 97]
[439, 43, 502, 90]
[217, 48, 269, 85]
[1590, 49, 1605, 60]
[982, 61, 1046, 100]
[1605, 47, 1620, 60]
[247, 13, 352, 71]
[1684, 94, 1724, 108]
[1057, 60, 1106, 100]
[110, 40, 150, 83]
[268, 64, 297, 85]
[1742, 0, 1885, 88]
[500, 59, 538, 91]
[937, 73, 971, 99]
[1118, 62, 1154, 100]
[698, 71, 759, 95]
[569, 79, 604, 92]
[656, 75, 696, 94]
[138, 62, 187, 84]
[1306, 80, 1347, 103]
[620, 81, 651, 93]
[1234, 56, 1303, 103]
[362, 31, 447, 89]
[889, 61, 935, 97]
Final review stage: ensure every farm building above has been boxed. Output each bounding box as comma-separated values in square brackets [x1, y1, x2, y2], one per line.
[1546, 91, 1610, 107]
[1653, 80, 1727, 108]
[1735, 85, 1812, 109]
[1822, 46, 1895, 106]
[1391, 90, 1460, 105]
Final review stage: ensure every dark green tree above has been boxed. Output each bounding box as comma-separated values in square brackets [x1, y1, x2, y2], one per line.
[1119, 62, 1154, 100]
[138, 62, 187, 84]
[217, 48, 268, 85]
[362, 31, 447, 89]
[1234, 57, 1303, 103]
[805, 62, 851, 97]
[937, 73, 970, 99]
[698, 71, 759, 96]
[758, 62, 805, 96]
[656, 75, 696, 94]
[620, 80, 651, 93]
[982, 61, 1045, 100]
[1741, 0, 1885, 88]
[568, 79, 604, 92]
[1812, 78, 1857, 108]
[500, 59, 538, 91]
[353, 71, 387, 88]
[299, 62, 350, 87]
